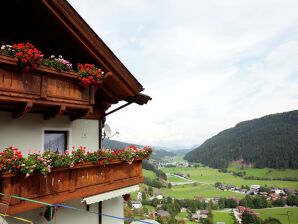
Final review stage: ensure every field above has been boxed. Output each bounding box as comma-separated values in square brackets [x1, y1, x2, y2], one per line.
[176, 212, 196, 224]
[254, 207, 298, 224]
[229, 162, 298, 179]
[143, 169, 157, 179]
[162, 183, 244, 199]
[168, 175, 190, 182]
[161, 167, 298, 190]
[212, 211, 234, 224]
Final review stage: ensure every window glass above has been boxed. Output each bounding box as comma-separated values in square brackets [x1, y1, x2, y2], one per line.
[44, 131, 67, 154]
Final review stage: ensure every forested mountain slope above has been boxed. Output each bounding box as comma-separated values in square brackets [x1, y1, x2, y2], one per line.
[184, 110, 298, 169]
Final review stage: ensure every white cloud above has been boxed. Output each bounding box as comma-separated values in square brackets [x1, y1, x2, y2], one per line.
[68, 0, 298, 148]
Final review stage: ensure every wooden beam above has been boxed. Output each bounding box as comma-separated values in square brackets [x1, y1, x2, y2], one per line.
[12, 102, 33, 118]
[44, 105, 66, 120]
[70, 108, 93, 121]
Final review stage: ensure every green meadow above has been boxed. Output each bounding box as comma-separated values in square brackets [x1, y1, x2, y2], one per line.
[161, 166, 298, 190]
[254, 207, 298, 224]
[168, 175, 190, 182]
[212, 211, 234, 224]
[229, 166, 298, 180]
[162, 183, 244, 199]
[143, 169, 157, 179]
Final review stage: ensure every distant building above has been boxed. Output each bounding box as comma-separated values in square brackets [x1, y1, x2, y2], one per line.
[156, 195, 163, 200]
[250, 185, 261, 192]
[137, 192, 143, 201]
[156, 210, 170, 218]
[131, 201, 142, 209]
[271, 189, 285, 195]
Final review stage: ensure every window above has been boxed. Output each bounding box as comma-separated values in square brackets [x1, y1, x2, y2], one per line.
[44, 131, 68, 154]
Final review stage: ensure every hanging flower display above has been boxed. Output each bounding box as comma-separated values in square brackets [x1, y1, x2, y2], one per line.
[77, 63, 105, 86]
[11, 42, 43, 72]
[41, 55, 72, 71]
[0, 42, 106, 86]
[0, 146, 152, 177]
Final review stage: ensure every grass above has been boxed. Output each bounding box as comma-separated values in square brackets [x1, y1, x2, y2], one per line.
[168, 175, 190, 182]
[212, 211, 234, 224]
[162, 183, 244, 199]
[229, 166, 298, 180]
[161, 166, 298, 190]
[143, 169, 157, 179]
[176, 212, 196, 224]
[253, 207, 298, 224]
[143, 205, 155, 212]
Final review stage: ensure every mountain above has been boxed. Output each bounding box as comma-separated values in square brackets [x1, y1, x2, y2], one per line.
[102, 139, 175, 160]
[170, 148, 193, 156]
[184, 110, 298, 169]
[102, 139, 143, 149]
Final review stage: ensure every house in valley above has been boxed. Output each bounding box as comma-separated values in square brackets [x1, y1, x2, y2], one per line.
[0, 1, 151, 224]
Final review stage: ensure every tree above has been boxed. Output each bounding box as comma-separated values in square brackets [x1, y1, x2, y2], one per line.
[242, 211, 262, 224]
[218, 198, 225, 209]
[262, 217, 282, 224]
[151, 198, 158, 207]
[215, 182, 222, 188]
[272, 199, 286, 207]
[252, 196, 268, 209]
[287, 195, 298, 206]
[148, 186, 153, 196]
[225, 198, 238, 208]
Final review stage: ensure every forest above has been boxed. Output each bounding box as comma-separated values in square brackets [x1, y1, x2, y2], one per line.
[184, 110, 298, 169]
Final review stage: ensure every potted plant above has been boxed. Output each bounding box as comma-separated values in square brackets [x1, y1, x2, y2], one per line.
[77, 63, 105, 86]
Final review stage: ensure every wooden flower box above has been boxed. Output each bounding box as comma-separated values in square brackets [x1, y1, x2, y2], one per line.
[0, 54, 97, 119]
[0, 159, 143, 215]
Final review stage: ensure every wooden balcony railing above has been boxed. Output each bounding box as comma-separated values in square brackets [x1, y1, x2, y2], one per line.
[0, 159, 143, 214]
[0, 55, 100, 120]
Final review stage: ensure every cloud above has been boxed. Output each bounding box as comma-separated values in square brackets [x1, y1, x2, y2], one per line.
[68, 0, 298, 148]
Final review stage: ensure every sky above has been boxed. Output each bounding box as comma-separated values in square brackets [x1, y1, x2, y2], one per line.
[68, 0, 298, 149]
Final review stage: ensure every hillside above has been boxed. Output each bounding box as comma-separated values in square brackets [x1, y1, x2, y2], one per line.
[184, 110, 298, 169]
[102, 139, 175, 160]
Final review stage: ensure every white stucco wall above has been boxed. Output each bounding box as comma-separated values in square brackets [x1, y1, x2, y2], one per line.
[0, 197, 125, 224]
[102, 196, 124, 224]
[0, 111, 99, 154]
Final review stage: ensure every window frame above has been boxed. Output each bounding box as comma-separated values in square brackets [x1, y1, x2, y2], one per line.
[43, 129, 70, 154]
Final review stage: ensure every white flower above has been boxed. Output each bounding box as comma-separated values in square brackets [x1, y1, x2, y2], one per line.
[51, 55, 55, 58]
[1, 45, 5, 50]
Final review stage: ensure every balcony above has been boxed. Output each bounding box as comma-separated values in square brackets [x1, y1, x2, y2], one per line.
[0, 159, 143, 214]
[0, 55, 101, 120]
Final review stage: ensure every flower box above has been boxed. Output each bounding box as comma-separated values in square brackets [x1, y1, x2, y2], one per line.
[0, 159, 143, 215]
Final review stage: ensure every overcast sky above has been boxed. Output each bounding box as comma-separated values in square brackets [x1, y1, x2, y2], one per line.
[69, 0, 298, 149]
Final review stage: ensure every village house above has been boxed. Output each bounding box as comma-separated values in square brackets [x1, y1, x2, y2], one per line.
[191, 210, 209, 222]
[235, 206, 256, 219]
[0, 1, 151, 224]
[131, 201, 142, 209]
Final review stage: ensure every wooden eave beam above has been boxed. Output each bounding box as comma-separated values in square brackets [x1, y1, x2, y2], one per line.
[70, 107, 93, 121]
[44, 105, 66, 120]
[12, 102, 33, 118]
[41, 0, 143, 96]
